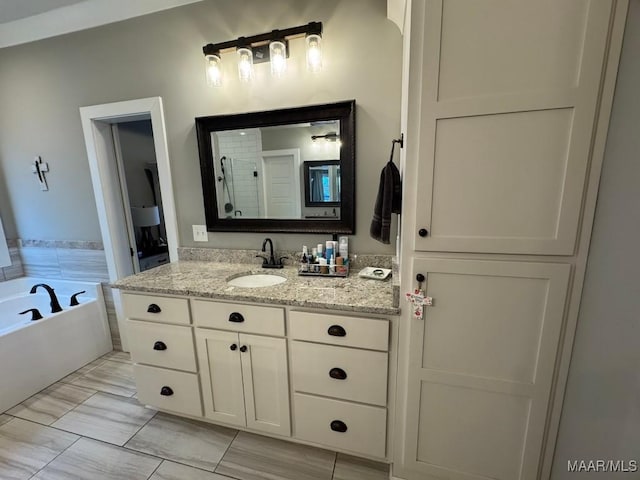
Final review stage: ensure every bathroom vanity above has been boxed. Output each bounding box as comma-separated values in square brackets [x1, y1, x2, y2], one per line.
[113, 260, 399, 461]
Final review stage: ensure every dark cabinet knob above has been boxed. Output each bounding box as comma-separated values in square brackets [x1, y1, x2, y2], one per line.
[153, 341, 167, 351]
[416, 273, 425, 283]
[329, 368, 347, 380]
[230, 343, 238, 351]
[418, 228, 429, 237]
[330, 420, 348, 433]
[327, 325, 346, 337]
[240, 345, 248, 353]
[147, 303, 161, 314]
[160, 386, 173, 396]
[229, 312, 245, 323]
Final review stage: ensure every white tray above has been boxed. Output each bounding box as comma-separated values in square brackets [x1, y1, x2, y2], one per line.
[358, 267, 392, 280]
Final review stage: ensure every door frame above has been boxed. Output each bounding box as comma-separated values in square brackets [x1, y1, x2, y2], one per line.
[80, 97, 179, 350]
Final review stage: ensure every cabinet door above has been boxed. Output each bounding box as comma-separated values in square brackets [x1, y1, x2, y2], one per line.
[195, 329, 245, 427]
[239, 334, 291, 436]
[411, 0, 615, 255]
[403, 258, 570, 480]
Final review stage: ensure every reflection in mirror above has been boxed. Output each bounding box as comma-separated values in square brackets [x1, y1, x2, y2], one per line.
[304, 160, 340, 208]
[196, 100, 355, 234]
[211, 121, 341, 219]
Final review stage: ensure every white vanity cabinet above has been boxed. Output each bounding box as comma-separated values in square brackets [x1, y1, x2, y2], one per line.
[289, 311, 390, 458]
[122, 293, 203, 417]
[193, 299, 291, 437]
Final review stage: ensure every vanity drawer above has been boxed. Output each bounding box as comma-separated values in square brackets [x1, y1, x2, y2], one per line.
[122, 293, 190, 325]
[134, 364, 202, 417]
[192, 300, 285, 336]
[291, 341, 388, 406]
[289, 311, 389, 351]
[127, 320, 197, 372]
[294, 393, 387, 458]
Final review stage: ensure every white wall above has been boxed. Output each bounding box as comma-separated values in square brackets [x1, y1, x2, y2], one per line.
[0, 0, 401, 253]
[551, 3, 640, 477]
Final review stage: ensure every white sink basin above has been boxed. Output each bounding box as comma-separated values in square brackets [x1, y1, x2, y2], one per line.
[227, 274, 287, 288]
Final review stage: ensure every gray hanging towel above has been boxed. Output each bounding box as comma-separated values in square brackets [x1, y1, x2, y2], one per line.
[370, 155, 402, 244]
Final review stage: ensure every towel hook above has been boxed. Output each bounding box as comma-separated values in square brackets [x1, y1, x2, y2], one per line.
[389, 133, 404, 164]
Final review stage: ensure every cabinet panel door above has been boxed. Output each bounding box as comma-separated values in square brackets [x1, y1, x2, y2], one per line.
[403, 258, 570, 480]
[239, 334, 291, 436]
[412, 0, 615, 254]
[195, 328, 245, 427]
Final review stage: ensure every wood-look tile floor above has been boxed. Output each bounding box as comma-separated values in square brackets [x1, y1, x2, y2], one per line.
[0, 351, 389, 480]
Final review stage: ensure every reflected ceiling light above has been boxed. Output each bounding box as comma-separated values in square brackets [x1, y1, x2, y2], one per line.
[202, 22, 322, 86]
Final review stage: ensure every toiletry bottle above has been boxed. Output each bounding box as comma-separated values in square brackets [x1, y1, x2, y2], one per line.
[317, 243, 324, 259]
[325, 240, 333, 263]
[339, 236, 348, 262]
[329, 254, 335, 274]
[301, 246, 309, 272]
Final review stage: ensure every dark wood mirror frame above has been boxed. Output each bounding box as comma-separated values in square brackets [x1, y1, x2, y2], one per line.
[196, 100, 355, 233]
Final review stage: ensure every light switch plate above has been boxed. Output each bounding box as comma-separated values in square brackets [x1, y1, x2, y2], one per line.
[192, 225, 208, 242]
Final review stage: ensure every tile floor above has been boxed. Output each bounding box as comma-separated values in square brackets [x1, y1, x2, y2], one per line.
[0, 351, 389, 480]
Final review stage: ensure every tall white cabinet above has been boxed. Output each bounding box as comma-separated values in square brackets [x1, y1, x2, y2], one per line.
[395, 1, 628, 479]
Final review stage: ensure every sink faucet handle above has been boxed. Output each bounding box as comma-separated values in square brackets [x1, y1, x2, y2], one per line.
[255, 254, 269, 265]
[278, 256, 289, 265]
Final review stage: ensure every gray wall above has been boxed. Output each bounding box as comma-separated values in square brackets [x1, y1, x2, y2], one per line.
[0, 0, 401, 254]
[551, 3, 640, 477]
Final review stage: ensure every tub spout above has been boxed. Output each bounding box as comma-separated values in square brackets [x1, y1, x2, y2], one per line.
[19, 308, 43, 321]
[29, 283, 63, 313]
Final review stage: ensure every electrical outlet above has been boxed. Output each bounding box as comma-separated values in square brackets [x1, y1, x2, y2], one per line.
[192, 225, 208, 242]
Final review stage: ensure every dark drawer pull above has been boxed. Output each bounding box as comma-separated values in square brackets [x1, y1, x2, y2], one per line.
[160, 386, 173, 396]
[329, 368, 347, 380]
[230, 343, 237, 351]
[330, 420, 348, 433]
[240, 345, 248, 353]
[327, 325, 346, 337]
[229, 312, 245, 323]
[147, 303, 161, 314]
[153, 341, 167, 351]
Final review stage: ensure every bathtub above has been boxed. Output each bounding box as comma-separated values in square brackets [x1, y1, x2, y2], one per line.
[0, 277, 112, 413]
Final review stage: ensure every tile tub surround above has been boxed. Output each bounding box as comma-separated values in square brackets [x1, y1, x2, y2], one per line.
[0, 239, 24, 281]
[113, 260, 399, 315]
[0, 351, 389, 479]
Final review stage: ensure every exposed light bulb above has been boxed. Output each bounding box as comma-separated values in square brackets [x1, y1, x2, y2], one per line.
[205, 54, 222, 87]
[269, 41, 287, 77]
[306, 34, 322, 73]
[237, 47, 253, 82]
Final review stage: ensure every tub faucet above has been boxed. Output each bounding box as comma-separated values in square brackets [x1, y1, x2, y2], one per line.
[29, 283, 63, 313]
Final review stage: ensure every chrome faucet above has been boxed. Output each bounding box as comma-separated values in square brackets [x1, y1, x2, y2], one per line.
[30, 283, 63, 313]
[256, 238, 286, 269]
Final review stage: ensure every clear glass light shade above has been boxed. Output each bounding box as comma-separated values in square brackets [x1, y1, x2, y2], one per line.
[237, 47, 254, 82]
[306, 34, 322, 73]
[205, 54, 222, 87]
[269, 40, 287, 77]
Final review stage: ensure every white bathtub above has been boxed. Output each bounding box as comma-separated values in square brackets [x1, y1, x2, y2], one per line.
[0, 277, 113, 413]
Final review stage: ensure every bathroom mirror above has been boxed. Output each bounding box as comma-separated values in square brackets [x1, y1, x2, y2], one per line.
[196, 100, 355, 233]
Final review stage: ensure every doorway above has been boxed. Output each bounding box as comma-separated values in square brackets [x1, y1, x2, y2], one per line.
[80, 97, 179, 351]
[261, 149, 301, 218]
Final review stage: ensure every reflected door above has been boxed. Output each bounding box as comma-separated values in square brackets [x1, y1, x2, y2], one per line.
[261, 149, 301, 218]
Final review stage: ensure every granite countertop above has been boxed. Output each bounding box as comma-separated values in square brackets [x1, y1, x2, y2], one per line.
[112, 261, 400, 316]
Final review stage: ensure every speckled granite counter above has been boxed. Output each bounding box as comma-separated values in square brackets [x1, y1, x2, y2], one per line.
[112, 261, 400, 316]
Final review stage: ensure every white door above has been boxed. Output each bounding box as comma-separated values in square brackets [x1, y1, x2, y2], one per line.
[239, 333, 291, 436]
[261, 149, 301, 218]
[196, 329, 246, 427]
[411, 0, 615, 255]
[403, 258, 570, 480]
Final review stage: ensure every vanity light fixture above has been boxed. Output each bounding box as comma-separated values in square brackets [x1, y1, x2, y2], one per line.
[202, 22, 322, 85]
[311, 132, 340, 142]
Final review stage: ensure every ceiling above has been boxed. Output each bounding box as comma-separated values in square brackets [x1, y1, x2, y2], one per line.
[0, 0, 87, 24]
[0, 0, 205, 48]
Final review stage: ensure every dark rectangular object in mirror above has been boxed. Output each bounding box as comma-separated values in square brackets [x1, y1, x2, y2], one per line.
[196, 100, 355, 233]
